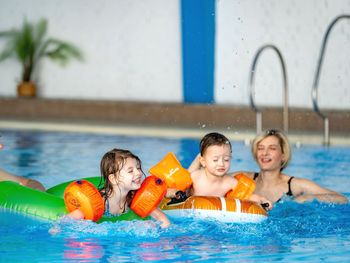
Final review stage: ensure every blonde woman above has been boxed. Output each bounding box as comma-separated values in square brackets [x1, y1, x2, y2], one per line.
[236, 129, 348, 204]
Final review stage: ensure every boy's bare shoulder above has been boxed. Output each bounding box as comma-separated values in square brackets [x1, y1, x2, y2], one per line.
[223, 174, 236, 183]
[191, 169, 203, 180]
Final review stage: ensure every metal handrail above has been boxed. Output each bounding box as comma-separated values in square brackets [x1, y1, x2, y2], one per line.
[248, 44, 289, 134]
[312, 14, 350, 146]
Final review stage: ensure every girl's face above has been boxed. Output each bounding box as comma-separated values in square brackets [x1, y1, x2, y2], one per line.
[256, 136, 285, 171]
[114, 157, 143, 191]
[200, 144, 232, 177]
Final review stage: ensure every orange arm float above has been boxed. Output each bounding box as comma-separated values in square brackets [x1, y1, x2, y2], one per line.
[130, 175, 167, 218]
[225, 173, 256, 200]
[148, 152, 193, 191]
[64, 180, 105, 222]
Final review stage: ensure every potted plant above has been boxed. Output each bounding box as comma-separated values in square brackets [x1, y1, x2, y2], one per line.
[0, 18, 83, 97]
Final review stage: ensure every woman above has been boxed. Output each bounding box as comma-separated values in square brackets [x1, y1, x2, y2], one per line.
[236, 129, 348, 204]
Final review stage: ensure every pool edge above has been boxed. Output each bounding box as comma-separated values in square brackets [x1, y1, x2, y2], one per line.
[1, 119, 349, 146]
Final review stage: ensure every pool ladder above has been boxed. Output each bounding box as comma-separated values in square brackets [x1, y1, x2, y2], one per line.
[248, 44, 289, 134]
[312, 14, 350, 145]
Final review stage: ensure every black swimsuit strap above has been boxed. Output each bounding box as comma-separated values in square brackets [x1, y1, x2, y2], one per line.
[286, 176, 294, 196]
[254, 172, 294, 202]
[253, 173, 294, 203]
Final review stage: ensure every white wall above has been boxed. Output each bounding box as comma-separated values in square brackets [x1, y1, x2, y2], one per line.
[1, 0, 350, 110]
[0, 0, 183, 102]
[216, 0, 350, 109]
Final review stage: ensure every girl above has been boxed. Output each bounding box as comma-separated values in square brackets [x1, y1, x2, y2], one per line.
[0, 142, 170, 227]
[69, 148, 170, 228]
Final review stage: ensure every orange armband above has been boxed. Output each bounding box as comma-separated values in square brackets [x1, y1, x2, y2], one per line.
[149, 152, 193, 191]
[64, 180, 105, 222]
[225, 173, 256, 200]
[130, 175, 167, 218]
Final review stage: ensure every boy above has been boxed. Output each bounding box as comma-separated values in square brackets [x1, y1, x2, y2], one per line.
[187, 132, 272, 209]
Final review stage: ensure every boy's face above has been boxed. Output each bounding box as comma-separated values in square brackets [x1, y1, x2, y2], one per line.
[200, 144, 232, 177]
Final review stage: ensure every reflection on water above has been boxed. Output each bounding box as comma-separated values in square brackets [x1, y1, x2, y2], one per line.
[1, 195, 349, 262]
[64, 239, 104, 261]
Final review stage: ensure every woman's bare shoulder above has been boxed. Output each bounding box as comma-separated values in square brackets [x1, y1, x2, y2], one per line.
[283, 175, 332, 194]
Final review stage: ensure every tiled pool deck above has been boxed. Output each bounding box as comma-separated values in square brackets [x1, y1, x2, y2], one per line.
[0, 98, 349, 146]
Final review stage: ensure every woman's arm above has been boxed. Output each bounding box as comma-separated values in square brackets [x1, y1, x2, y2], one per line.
[292, 178, 348, 204]
[149, 208, 170, 228]
[187, 153, 201, 173]
[0, 169, 46, 191]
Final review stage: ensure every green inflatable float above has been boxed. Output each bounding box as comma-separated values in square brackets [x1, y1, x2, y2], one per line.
[0, 177, 146, 223]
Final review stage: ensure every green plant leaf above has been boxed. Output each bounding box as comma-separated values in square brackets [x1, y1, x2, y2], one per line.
[0, 18, 83, 82]
[43, 38, 83, 65]
[0, 30, 17, 38]
[0, 30, 17, 61]
[34, 19, 47, 45]
[0, 43, 15, 61]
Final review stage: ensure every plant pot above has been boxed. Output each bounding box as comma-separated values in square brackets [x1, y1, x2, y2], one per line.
[17, 82, 37, 97]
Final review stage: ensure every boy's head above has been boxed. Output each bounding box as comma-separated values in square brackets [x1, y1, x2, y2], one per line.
[200, 132, 232, 156]
[199, 132, 232, 177]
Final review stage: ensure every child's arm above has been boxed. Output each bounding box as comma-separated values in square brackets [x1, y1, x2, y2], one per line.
[165, 188, 178, 198]
[66, 209, 85, 220]
[249, 193, 273, 210]
[165, 155, 197, 198]
[149, 208, 170, 228]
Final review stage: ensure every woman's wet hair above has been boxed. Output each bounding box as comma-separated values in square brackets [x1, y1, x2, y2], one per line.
[99, 148, 145, 209]
[252, 129, 291, 170]
[200, 132, 232, 156]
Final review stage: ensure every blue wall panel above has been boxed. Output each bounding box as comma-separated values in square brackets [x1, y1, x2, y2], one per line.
[181, 0, 215, 103]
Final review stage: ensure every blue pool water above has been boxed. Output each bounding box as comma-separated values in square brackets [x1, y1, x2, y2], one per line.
[0, 129, 349, 262]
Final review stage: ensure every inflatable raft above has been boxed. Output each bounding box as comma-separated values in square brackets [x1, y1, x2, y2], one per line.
[0, 152, 269, 224]
[0, 178, 146, 222]
[151, 152, 268, 223]
[160, 196, 267, 223]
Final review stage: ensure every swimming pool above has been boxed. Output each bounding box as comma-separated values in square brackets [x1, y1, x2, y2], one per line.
[0, 129, 349, 262]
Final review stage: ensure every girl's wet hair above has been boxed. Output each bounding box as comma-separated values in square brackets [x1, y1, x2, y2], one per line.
[99, 148, 145, 209]
[200, 132, 232, 156]
[251, 129, 291, 171]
